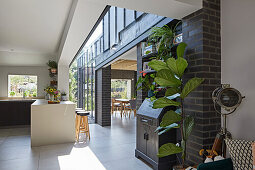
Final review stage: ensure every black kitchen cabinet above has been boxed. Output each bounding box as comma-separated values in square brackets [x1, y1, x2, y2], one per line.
[0, 100, 35, 126]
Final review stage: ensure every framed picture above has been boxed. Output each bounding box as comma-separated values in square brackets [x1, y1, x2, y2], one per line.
[143, 44, 156, 56]
[173, 33, 183, 45]
[143, 62, 151, 71]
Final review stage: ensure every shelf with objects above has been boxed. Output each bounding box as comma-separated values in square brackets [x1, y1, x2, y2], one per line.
[135, 20, 185, 170]
[45, 60, 61, 103]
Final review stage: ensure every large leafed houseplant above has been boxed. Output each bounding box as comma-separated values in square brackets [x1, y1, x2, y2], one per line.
[148, 42, 204, 168]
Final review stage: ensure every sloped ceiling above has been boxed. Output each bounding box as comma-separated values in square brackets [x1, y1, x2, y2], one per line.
[0, 0, 73, 66]
[0, 0, 202, 66]
[58, 0, 202, 66]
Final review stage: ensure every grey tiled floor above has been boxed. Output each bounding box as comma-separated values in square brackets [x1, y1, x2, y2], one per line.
[0, 113, 152, 170]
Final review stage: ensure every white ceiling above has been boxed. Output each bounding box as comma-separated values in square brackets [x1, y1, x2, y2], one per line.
[119, 47, 137, 61]
[0, 0, 202, 67]
[58, 0, 202, 66]
[0, 0, 73, 66]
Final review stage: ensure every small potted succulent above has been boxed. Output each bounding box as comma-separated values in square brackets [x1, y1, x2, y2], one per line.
[9, 91, 15, 97]
[47, 60, 58, 74]
[61, 92, 67, 101]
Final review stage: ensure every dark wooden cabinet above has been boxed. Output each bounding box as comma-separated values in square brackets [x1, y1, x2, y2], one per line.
[0, 100, 35, 126]
[135, 99, 177, 170]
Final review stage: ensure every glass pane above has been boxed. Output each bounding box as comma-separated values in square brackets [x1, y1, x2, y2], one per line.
[111, 79, 128, 99]
[8, 75, 37, 97]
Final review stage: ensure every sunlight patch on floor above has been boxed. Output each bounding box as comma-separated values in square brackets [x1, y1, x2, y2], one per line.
[58, 146, 106, 170]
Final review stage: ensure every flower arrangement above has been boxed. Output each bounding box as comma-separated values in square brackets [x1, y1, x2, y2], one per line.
[45, 86, 56, 95]
[44, 86, 61, 103]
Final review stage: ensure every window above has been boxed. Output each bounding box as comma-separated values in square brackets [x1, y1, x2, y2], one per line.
[111, 79, 131, 99]
[8, 75, 37, 97]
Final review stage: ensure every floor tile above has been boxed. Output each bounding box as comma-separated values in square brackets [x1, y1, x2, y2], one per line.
[0, 114, 152, 170]
[0, 157, 39, 170]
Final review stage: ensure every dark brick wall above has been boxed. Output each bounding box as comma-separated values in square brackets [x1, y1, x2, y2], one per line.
[182, 0, 221, 165]
[136, 43, 147, 109]
[111, 69, 137, 80]
[95, 65, 111, 126]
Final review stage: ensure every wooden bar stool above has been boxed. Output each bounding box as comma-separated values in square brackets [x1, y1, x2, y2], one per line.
[75, 111, 90, 141]
[75, 108, 85, 136]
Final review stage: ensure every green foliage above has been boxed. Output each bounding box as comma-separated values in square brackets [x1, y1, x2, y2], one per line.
[157, 143, 183, 158]
[111, 80, 128, 99]
[147, 42, 204, 165]
[47, 60, 58, 68]
[8, 75, 37, 97]
[152, 97, 180, 109]
[166, 57, 188, 78]
[160, 110, 181, 127]
[33, 92, 37, 97]
[155, 69, 181, 87]
[148, 60, 168, 71]
[165, 87, 180, 97]
[9, 91, 15, 97]
[180, 77, 204, 99]
[136, 74, 156, 92]
[177, 42, 187, 58]
[183, 116, 195, 141]
[148, 25, 175, 61]
[69, 61, 77, 103]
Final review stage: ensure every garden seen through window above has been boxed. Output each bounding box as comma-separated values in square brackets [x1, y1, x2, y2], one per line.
[8, 75, 37, 97]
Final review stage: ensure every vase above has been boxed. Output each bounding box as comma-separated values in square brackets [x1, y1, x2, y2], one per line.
[49, 94, 54, 101]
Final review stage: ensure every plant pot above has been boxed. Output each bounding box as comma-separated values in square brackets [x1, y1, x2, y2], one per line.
[172, 165, 188, 170]
[61, 96, 67, 101]
[50, 68, 57, 74]
[50, 80, 57, 86]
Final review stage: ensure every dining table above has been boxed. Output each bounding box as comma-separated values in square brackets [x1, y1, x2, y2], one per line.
[115, 99, 130, 117]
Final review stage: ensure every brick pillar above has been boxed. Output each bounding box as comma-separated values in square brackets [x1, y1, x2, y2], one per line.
[95, 65, 111, 126]
[136, 43, 147, 108]
[182, 0, 221, 164]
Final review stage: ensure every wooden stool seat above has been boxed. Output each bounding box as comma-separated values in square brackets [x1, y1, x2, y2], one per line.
[75, 108, 84, 112]
[75, 111, 90, 141]
[76, 111, 89, 116]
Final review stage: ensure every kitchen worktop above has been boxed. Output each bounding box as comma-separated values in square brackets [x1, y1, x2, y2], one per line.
[0, 99, 36, 102]
[32, 99, 74, 105]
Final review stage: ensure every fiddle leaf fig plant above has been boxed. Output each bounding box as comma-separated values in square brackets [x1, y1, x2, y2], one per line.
[148, 42, 204, 166]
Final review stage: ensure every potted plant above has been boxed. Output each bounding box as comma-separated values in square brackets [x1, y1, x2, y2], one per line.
[136, 73, 156, 98]
[148, 42, 204, 169]
[47, 60, 58, 74]
[9, 91, 15, 97]
[148, 24, 178, 61]
[61, 92, 67, 101]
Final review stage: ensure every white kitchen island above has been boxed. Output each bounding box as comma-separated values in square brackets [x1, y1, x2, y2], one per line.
[31, 99, 76, 147]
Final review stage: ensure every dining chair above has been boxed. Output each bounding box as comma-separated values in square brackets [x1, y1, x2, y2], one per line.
[124, 99, 136, 118]
[111, 98, 121, 115]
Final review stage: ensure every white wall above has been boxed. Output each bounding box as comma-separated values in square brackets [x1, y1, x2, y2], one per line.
[0, 66, 50, 97]
[58, 64, 70, 98]
[222, 0, 255, 140]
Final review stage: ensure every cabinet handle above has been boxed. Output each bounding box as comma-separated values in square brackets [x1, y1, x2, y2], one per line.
[144, 133, 149, 140]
